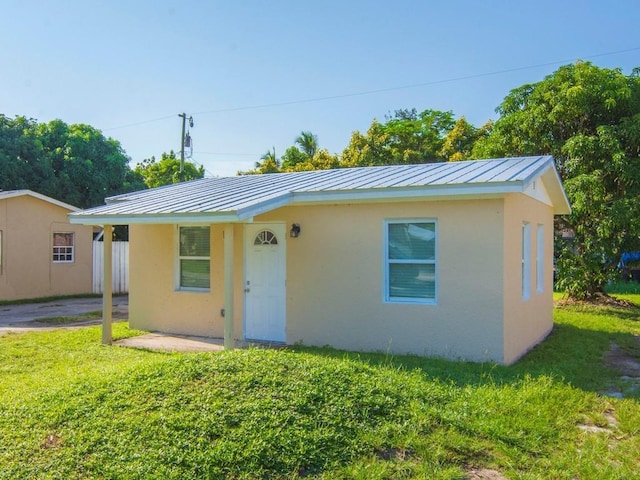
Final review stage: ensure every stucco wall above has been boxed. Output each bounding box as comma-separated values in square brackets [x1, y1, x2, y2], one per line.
[502, 193, 555, 365]
[128, 223, 245, 338]
[0, 195, 93, 301]
[258, 199, 506, 362]
[128, 196, 555, 363]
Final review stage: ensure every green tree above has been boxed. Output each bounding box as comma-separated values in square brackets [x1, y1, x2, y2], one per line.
[134, 151, 204, 188]
[280, 131, 320, 170]
[341, 109, 455, 167]
[439, 117, 491, 161]
[284, 148, 340, 172]
[294, 131, 319, 158]
[0, 116, 144, 208]
[241, 148, 281, 175]
[0, 115, 56, 196]
[474, 62, 640, 299]
[280, 146, 308, 170]
[341, 120, 390, 167]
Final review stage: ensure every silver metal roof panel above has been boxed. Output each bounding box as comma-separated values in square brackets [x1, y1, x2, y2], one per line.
[70, 156, 568, 223]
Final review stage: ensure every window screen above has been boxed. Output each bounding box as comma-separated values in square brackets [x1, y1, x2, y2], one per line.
[386, 221, 436, 302]
[179, 226, 210, 289]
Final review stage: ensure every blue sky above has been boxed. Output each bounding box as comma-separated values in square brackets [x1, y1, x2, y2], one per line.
[1, 1, 638, 177]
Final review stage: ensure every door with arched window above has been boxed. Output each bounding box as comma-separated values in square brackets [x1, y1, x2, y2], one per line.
[244, 223, 286, 342]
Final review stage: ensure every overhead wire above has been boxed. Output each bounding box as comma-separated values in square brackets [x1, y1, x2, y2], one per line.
[191, 46, 640, 116]
[103, 46, 640, 132]
[106, 45, 640, 176]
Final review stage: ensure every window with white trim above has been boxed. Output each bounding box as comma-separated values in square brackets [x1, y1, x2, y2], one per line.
[536, 224, 544, 293]
[178, 226, 210, 290]
[385, 220, 437, 303]
[53, 232, 74, 263]
[522, 223, 531, 300]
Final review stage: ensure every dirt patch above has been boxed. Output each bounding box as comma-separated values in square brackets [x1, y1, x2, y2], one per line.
[41, 434, 62, 449]
[555, 292, 636, 308]
[465, 468, 509, 479]
[606, 340, 640, 376]
[375, 446, 416, 462]
[578, 408, 619, 434]
[603, 336, 640, 397]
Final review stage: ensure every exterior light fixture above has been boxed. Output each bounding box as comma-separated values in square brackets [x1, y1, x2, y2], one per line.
[290, 224, 301, 238]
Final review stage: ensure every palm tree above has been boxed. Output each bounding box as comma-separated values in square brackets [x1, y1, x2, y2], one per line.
[254, 147, 280, 173]
[294, 131, 319, 159]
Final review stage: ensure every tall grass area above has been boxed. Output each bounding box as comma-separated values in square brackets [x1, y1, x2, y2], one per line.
[1, 297, 639, 479]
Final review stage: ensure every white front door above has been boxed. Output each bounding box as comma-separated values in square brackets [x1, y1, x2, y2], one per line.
[244, 223, 286, 342]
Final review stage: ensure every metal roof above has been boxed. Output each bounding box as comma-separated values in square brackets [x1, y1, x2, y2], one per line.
[69, 156, 570, 225]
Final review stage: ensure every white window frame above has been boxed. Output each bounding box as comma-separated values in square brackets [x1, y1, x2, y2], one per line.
[522, 223, 531, 300]
[536, 224, 544, 294]
[52, 232, 75, 263]
[175, 225, 210, 292]
[384, 218, 437, 305]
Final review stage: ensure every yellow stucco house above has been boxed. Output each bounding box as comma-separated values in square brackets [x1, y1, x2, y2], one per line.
[0, 190, 94, 301]
[71, 156, 570, 364]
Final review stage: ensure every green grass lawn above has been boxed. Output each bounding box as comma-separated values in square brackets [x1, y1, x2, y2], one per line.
[1, 296, 639, 479]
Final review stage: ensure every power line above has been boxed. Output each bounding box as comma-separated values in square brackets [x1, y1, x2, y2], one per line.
[103, 46, 640, 131]
[191, 46, 640, 115]
[104, 114, 176, 132]
[194, 151, 262, 157]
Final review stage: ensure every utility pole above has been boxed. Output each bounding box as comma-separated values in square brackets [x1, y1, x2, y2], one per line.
[178, 113, 194, 182]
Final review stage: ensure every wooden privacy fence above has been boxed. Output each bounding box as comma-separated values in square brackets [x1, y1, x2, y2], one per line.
[92, 240, 129, 294]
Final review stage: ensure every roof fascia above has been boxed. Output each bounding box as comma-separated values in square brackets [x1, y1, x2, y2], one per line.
[519, 157, 571, 214]
[290, 182, 523, 205]
[540, 167, 571, 214]
[0, 190, 80, 212]
[68, 212, 244, 226]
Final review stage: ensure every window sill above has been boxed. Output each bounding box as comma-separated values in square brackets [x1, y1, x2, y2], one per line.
[176, 287, 211, 293]
[385, 298, 437, 306]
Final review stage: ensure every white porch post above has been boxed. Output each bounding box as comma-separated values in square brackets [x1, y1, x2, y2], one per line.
[102, 224, 113, 345]
[223, 224, 235, 350]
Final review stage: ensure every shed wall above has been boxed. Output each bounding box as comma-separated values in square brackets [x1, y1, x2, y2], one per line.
[502, 193, 554, 365]
[258, 199, 506, 362]
[128, 223, 244, 338]
[127, 197, 552, 363]
[0, 195, 93, 300]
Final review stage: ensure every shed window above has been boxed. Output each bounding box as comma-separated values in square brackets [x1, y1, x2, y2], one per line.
[385, 220, 436, 304]
[178, 226, 210, 290]
[53, 232, 74, 263]
[536, 224, 544, 293]
[522, 223, 531, 300]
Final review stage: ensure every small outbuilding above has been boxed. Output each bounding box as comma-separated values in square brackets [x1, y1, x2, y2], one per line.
[0, 190, 94, 301]
[70, 156, 570, 364]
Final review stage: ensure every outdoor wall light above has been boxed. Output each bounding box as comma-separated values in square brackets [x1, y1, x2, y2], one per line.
[290, 223, 301, 238]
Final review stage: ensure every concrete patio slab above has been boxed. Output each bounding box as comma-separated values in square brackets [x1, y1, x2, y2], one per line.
[114, 333, 227, 352]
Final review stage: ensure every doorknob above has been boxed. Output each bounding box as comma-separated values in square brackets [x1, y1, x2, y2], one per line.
[244, 288, 250, 293]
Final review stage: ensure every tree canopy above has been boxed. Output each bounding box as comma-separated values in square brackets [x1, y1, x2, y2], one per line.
[474, 62, 640, 298]
[134, 151, 205, 188]
[342, 109, 455, 167]
[0, 115, 145, 208]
